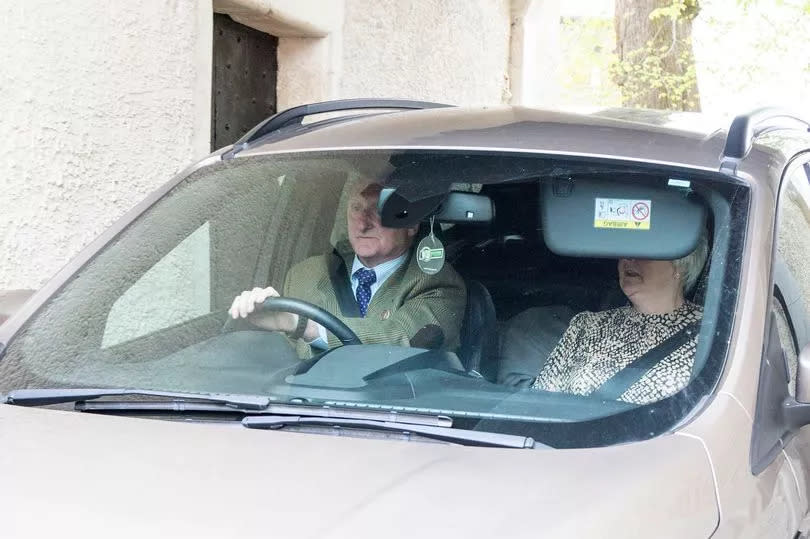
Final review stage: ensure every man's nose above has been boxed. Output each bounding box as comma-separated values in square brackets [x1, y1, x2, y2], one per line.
[356, 209, 376, 230]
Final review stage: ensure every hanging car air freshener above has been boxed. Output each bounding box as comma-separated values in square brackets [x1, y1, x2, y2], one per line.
[416, 216, 445, 275]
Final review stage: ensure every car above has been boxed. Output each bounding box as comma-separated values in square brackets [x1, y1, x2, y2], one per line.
[1, 99, 810, 538]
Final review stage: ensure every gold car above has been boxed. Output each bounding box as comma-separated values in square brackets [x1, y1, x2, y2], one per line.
[2, 101, 810, 538]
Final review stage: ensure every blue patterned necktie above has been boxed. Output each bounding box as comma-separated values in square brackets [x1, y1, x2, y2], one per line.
[354, 268, 377, 317]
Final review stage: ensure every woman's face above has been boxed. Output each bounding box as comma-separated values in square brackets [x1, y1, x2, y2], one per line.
[618, 258, 681, 305]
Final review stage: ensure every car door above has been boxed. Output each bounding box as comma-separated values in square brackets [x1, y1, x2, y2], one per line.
[772, 158, 810, 530]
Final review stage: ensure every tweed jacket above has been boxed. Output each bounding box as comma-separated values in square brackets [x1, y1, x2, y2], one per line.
[282, 242, 467, 356]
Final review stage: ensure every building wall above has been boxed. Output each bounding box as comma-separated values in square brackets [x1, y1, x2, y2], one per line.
[339, 0, 511, 105]
[0, 0, 212, 290]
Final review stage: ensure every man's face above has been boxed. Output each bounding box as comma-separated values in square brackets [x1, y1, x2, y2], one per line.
[347, 183, 417, 267]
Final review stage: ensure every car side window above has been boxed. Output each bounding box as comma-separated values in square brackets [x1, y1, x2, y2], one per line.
[774, 162, 810, 366]
[772, 297, 799, 395]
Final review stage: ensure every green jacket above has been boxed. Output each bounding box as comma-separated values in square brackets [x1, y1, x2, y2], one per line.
[282, 242, 467, 356]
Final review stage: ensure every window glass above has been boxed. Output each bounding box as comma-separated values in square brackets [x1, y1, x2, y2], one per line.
[0, 151, 747, 448]
[102, 222, 211, 348]
[773, 297, 798, 396]
[775, 163, 810, 351]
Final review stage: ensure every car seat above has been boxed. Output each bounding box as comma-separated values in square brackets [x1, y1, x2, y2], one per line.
[458, 280, 498, 380]
[496, 304, 575, 385]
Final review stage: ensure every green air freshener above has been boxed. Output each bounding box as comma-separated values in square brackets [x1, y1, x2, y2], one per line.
[417, 235, 445, 275]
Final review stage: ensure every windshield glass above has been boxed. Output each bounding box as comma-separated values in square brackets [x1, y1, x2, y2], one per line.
[0, 150, 748, 447]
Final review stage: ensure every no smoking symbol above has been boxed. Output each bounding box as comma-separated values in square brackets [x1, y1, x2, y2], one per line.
[631, 202, 650, 221]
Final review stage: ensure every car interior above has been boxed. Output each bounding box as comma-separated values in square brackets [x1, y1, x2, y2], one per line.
[443, 179, 712, 381]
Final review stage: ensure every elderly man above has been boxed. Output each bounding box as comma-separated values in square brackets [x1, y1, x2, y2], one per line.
[229, 179, 466, 354]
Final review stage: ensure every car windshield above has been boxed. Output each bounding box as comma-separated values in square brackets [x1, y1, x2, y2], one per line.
[0, 150, 748, 448]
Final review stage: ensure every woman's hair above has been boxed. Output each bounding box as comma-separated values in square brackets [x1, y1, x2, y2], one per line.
[674, 229, 710, 295]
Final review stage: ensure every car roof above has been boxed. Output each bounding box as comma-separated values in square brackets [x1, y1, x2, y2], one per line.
[233, 105, 810, 188]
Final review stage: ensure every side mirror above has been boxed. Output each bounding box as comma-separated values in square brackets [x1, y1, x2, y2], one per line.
[795, 344, 810, 403]
[0, 289, 35, 326]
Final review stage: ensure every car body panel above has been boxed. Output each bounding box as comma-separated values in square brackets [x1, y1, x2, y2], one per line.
[710, 176, 773, 419]
[0, 404, 718, 539]
[236, 106, 788, 189]
[785, 434, 810, 527]
[0, 290, 35, 326]
[680, 392, 802, 538]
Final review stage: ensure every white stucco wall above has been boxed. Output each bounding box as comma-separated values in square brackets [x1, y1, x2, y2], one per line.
[0, 0, 212, 290]
[338, 0, 512, 105]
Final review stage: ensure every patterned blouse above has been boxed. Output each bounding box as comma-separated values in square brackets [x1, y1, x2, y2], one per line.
[531, 301, 703, 404]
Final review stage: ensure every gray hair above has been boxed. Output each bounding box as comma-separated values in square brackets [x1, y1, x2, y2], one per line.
[673, 229, 710, 295]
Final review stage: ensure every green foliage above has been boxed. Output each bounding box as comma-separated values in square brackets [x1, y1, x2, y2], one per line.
[650, 0, 701, 21]
[559, 16, 622, 107]
[707, 0, 810, 112]
[610, 1, 701, 110]
[739, 0, 810, 14]
[610, 44, 699, 110]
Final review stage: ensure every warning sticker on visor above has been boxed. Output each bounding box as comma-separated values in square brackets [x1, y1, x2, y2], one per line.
[594, 198, 651, 230]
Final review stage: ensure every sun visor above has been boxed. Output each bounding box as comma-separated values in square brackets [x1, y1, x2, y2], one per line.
[541, 177, 706, 259]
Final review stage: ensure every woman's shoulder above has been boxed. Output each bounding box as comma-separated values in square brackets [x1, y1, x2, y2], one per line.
[680, 300, 704, 323]
[685, 299, 704, 313]
[568, 306, 628, 328]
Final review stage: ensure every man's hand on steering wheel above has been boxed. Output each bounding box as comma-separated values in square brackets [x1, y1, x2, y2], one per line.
[228, 288, 362, 346]
[229, 287, 319, 341]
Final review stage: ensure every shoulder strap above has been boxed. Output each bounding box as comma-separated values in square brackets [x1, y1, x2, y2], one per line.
[595, 321, 700, 401]
[327, 249, 361, 317]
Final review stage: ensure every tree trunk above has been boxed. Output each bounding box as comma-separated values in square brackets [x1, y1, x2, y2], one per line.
[614, 0, 701, 111]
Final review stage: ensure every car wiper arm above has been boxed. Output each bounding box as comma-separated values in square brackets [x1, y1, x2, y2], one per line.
[8, 389, 536, 447]
[242, 415, 538, 449]
[74, 400, 453, 427]
[3, 388, 271, 410]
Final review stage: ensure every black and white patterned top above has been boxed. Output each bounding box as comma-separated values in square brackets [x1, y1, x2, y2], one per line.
[531, 301, 703, 404]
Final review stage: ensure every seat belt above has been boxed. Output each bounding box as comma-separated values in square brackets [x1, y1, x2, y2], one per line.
[595, 321, 701, 400]
[327, 249, 361, 317]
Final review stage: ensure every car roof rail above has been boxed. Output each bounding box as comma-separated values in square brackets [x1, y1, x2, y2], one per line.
[224, 98, 453, 159]
[721, 107, 810, 171]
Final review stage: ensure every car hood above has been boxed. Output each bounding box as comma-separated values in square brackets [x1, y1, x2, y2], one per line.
[0, 405, 718, 539]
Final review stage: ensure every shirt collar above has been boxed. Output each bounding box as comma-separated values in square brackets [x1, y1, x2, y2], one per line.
[351, 252, 408, 283]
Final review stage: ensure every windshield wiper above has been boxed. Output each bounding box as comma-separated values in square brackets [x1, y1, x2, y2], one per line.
[242, 415, 538, 449]
[6, 387, 537, 447]
[74, 400, 452, 427]
[5, 387, 452, 427]
[3, 388, 271, 410]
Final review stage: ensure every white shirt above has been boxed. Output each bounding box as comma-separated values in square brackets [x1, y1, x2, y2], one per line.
[309, 253, 409, 348]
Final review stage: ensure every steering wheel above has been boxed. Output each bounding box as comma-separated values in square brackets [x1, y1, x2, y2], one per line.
[259, 297, 362, 346]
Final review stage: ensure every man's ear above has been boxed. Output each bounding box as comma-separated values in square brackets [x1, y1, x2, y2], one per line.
[407, 226, 418, 238]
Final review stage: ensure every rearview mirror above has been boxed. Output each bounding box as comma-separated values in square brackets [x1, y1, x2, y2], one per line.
[378, 189, 493, 228]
